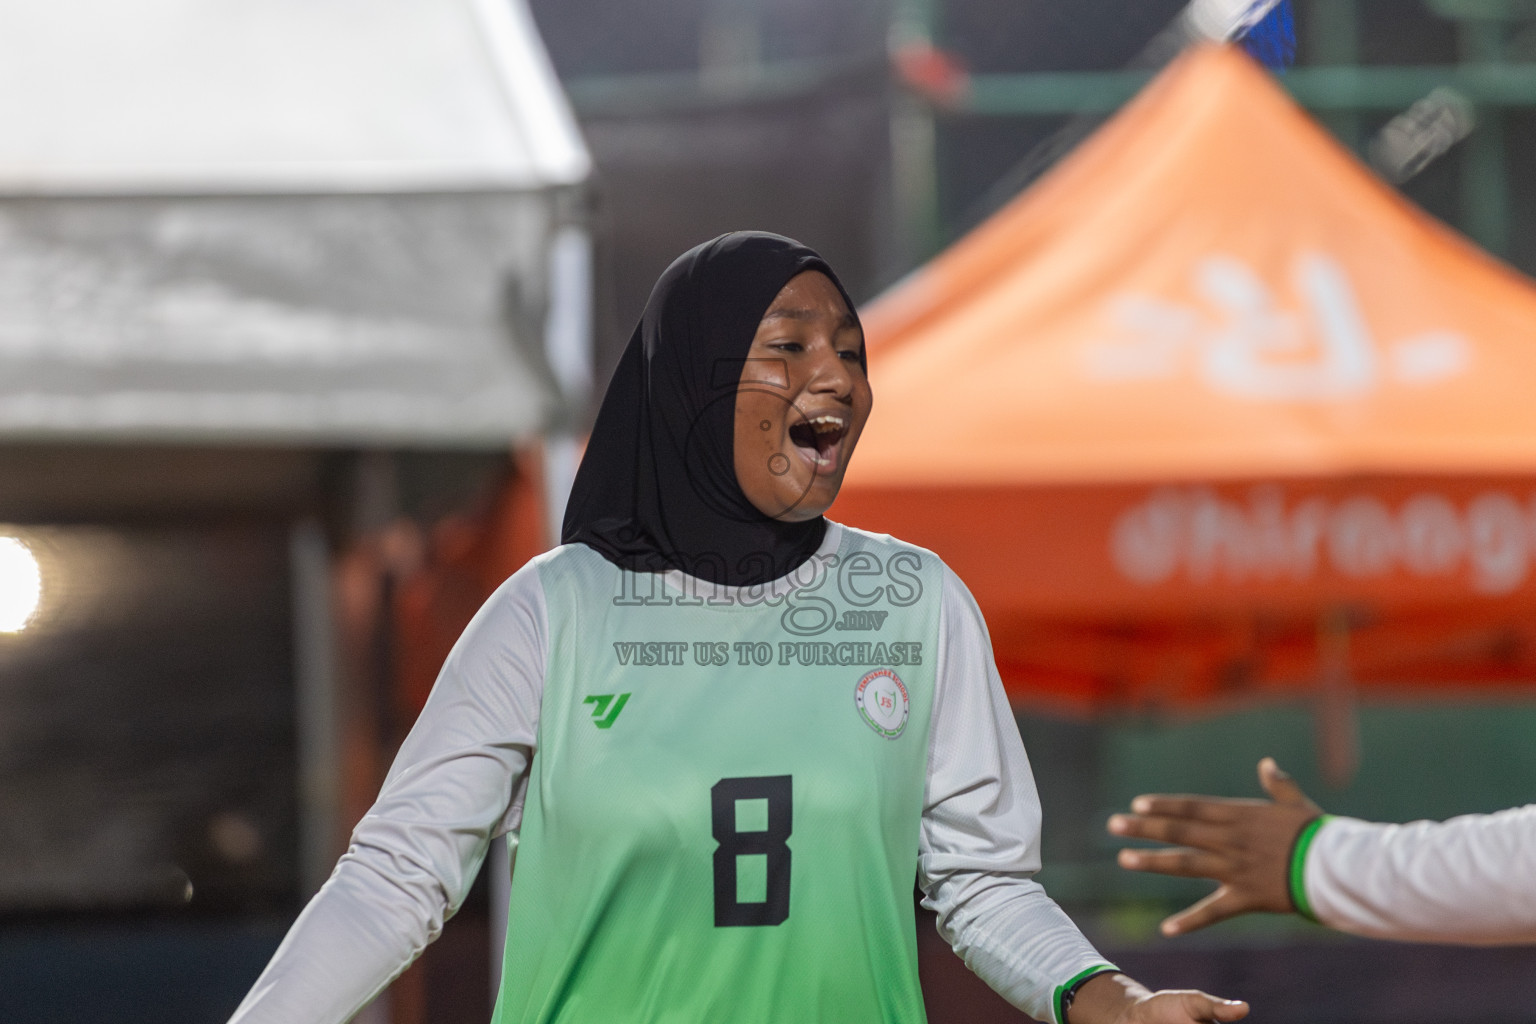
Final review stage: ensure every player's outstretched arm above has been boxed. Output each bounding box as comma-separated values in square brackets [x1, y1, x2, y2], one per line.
[1106, 758, 1322, 936]
[920, 567, 1250, 1021]
[1066, 972, 1248, 1024]
[228, 565, 547, 1023]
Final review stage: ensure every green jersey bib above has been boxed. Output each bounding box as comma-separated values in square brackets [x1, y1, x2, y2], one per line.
[492, 527, 942, 1023]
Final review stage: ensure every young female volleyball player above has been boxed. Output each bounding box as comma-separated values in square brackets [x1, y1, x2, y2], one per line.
[228, 232, 1249, 1024]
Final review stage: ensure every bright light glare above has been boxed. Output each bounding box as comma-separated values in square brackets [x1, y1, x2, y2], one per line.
[0, 536, 41, 633]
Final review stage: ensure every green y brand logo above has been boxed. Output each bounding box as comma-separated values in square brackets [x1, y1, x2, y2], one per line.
[583, 693, 630, 729]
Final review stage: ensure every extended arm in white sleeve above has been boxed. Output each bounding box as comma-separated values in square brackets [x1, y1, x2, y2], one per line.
[917, 566, 1113, 1024]
[228, 563, 549, 1024]
[1305, 806, 1536, 945]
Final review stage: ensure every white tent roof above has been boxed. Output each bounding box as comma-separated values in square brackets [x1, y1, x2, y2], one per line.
[0, 0, 587, 447]
[0, 194, 565, 447]
[0, 0, 589, 194]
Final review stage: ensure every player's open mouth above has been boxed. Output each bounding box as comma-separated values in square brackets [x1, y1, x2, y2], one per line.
[788, 413, 847, 475]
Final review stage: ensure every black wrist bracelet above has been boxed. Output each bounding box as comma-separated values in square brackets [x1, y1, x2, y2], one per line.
[1056, 966, 1118, 1024]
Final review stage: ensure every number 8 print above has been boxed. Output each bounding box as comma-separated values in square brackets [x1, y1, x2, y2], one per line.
[710, 775, 792, 927]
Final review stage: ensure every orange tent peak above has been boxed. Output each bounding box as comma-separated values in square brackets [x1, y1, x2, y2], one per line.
[850, 43, 1536, 487]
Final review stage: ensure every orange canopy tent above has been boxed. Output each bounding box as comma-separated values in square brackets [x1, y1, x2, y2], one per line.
[834, 45, 1536, 730]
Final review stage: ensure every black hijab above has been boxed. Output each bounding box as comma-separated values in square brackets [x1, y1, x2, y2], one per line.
[561, 231, 863, 586]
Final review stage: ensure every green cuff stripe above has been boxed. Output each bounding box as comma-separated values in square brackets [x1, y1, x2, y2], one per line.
[1053, 964, 1118, 1024]
[1288, 814, 1332, 922]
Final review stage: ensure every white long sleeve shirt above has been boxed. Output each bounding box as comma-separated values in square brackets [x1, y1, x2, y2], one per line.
[1305, 806, 1536, 945]
[228, 523, 1110, 1023]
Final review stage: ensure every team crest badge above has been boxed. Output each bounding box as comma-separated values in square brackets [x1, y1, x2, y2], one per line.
[855, 668, 909, 739]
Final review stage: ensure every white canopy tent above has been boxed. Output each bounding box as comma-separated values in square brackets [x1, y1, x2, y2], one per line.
[0, 0, 590, 446]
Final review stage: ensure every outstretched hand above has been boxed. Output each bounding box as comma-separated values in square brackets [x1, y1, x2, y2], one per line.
[1116, 990, 1250, 1024]
[1067, 973, 1248, 1024]
[1106, 757, 1322, 936]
